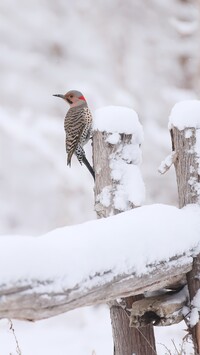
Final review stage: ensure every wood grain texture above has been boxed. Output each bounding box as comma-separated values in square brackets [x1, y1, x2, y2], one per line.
[130, 287, 188, 327]
[171, 126, 200, 355]
[93, 130, 113, 217]
[0, 254, 191, 321]
[110, 296, 156, 355]
[171, 127, 199, 208]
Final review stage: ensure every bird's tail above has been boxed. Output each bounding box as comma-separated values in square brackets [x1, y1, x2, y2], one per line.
[82, 155, 95, 180]
[67, 151, 73, 167]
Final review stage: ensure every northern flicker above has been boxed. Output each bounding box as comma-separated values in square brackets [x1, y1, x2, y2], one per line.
[53, 90, 95, 180]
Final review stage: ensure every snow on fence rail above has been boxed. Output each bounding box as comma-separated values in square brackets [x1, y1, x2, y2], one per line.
[0, 204, 198, 320]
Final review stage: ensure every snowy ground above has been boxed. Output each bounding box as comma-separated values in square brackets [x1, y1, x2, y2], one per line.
[0, 307, 113, 355]
[0, 308, 194, 355]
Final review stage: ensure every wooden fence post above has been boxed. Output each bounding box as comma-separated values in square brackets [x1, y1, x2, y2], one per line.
[93, 107, 157, 355]
[169, 101, 200, 354]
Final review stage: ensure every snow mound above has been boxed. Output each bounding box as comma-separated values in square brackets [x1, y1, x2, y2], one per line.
[94, 106, 143, 141]
[169, 100, 200, 130]
[110, 162, 145, 208]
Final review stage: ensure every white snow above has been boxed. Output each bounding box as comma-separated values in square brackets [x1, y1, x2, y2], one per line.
[94, 106, 143, 141]
[106, 132, 121, 145]
[110, 145, 145, 208]
[0, 307, 113, 355]
[190, 289, 200, 326]
[94, 106, 145, 211]
[192, 292, 200, 307]
[189, 308, 199, 327]
[155, 321, 194, 354]
[111, 163, 145, 209]
[97, 186, 111, 208]
[0, 204, 199, 290]
[185, 129, 193, 139]
[158, 152, 176, 175]
[122, 144, 142, 164]
[0, 310, 193, 355]
[169, 100, 200, 130]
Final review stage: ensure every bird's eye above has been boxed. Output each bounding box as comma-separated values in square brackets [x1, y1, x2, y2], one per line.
[69, 95, 73, 98]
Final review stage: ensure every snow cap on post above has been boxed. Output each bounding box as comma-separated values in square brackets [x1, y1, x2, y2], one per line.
[168, 100, 200, 130]
[94, 106, 143, 142]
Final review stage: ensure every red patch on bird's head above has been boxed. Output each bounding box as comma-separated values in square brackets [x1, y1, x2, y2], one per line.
[79, 95, 86, 101]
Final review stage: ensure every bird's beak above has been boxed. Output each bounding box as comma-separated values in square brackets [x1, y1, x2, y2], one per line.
[53, 94, 65, 99]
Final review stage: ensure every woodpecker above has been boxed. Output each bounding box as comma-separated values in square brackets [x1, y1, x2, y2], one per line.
[53, 90, 95, 180]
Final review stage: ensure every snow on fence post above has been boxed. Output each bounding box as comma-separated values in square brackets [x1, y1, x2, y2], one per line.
[169, 100, 200, 355]
[92, 106, 156, 355]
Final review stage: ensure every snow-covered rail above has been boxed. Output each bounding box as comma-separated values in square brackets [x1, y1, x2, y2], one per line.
[0, 204, 198, 320]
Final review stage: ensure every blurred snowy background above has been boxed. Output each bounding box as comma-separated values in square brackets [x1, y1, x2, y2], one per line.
[0, 0, 199, 353]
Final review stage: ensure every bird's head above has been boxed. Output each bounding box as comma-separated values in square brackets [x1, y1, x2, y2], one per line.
[53, 90, 86, 107]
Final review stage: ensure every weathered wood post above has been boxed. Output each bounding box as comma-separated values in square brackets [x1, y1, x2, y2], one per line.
[169, 100, 200, 354]
[93, 106, 157, 355]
